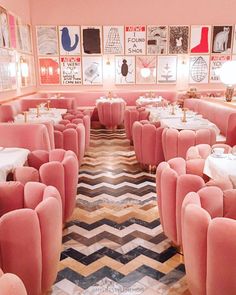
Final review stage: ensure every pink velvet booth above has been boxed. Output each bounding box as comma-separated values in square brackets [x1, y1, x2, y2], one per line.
[156, 157, 205, 246]
[182, 186, 236, 295]
[0, 123, 51, 151]
[0, 269, 27, 295]
[14, 149, 78, 222]
[97, 101, 126, 129]
[162, 128, 216, 161]
[54, 121, 85, 164]
[124, 108, 150, 143]
[186, 143, 232, 180]
[60, 114, 90, 149]
[184, 98, 236, 146]
[133, 121, 165, 167]
[0, 181, 62, 295]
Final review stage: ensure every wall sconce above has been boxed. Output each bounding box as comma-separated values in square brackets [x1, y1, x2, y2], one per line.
[140, 67, 151, 78]
[220, 60, 236, 102]
[20, 58, 29, 78]
[106, 56, 111, 66]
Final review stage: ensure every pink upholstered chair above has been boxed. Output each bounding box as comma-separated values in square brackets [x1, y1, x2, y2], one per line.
[124, 108, 150, 143]
[186, 143, 232, 181]
[0, 123, 51, 151]
[14, 149, 78, 222]
[133, 121, 165, 169]
[0, 269, 27, 295]
[97, 101, 126, 129]
[0, 181, 62, 295]
[54, 121, 85, 164]
[162, 128, 216, 161]
[182, 186, 236, 295]
[156, 157, 205, 246]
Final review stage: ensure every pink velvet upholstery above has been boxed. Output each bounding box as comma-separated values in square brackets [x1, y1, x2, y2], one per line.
[0, 269, 27, 295]
[124, 108, 150, 142]
[0, 181, 62, 295]
[54, 122, 85, 164]
[133, 121, 165, 167]
[182, 187, 236, 295]
[59, 114, 90, 149]
[162, 128, 216, 161]
[156, 157, 205, 245]
[0, 123, 51, 151]
[184, 98, 236, 146]
[97, 101, 126, 129]
[14, 149, 78, 222]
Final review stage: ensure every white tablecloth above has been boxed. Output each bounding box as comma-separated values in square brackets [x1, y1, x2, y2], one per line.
[0, 148, 30, 182]
[203, 154, 236, 180]
[148, 106, 196, 121]
[14, 112, 63, 124]
[28, 108, 67, 116]
[96, 97, 125, 104]
[160, 117, 220, 135]
[136, 96, 162, 107]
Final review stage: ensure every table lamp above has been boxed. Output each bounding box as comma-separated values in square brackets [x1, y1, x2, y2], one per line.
[219, 61, 236, 102]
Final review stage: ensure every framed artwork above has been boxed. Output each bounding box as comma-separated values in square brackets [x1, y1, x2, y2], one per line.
[190, 25, 211, 54]
[19, 54, 35, 87]
[39, 57, 60, 85]
[103, 26, 124, 54]
[232, 25, 236, 54]
[8, 14, 17, 49]
[157, 55, 177, 83]
[147, 25, 168, 55]
[125, 25, 146, 55]
[212, 26, 233, 54]
[60, 56, 82, 85]
[209, 55, 231, 83]
[0, 48, 17, 90]
[18, 24, 32, 53]
[82, 56, 103, 85]
[189, 55, 209, 84]
[136, 56, 156, 84]
[81, 26, 102, 54]
[59, 26, 81, 55]
[168, 26, 189, 54]
[0, 6, 10, 48]
[115, 55, 135, 84]
[36, 26, 58, 55]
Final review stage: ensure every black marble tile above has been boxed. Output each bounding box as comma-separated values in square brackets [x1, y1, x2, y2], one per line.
[137, 265, 165, 280]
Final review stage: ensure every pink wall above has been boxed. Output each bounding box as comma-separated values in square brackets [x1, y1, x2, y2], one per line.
[6, 0, 234, 94]
[0, 0, 36, 102]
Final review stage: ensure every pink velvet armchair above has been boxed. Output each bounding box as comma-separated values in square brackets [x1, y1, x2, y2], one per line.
[14, 149, 78, 222]
[124, 108, 150, 143]
[0, 269, 27, 295]
[156, 157, 205, 246]
[182, 186, 236, 295]
[97, 101, 126, 129]
[0, 181, 62, 295]
[133, 121, 165, 169]
[162, 128, 216, 161]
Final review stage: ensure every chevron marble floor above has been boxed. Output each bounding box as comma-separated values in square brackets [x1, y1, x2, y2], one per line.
[52, 129, 190, 295]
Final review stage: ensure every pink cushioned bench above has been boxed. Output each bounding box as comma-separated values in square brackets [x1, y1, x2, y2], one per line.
[184, 98, 236, 146]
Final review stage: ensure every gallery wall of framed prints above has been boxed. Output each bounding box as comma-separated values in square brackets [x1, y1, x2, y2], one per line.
[35, 24, 236, 86]
[0, 5, 35, 92]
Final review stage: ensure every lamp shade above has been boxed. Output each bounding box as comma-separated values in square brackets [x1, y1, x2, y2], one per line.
[220, 61, 236, 86]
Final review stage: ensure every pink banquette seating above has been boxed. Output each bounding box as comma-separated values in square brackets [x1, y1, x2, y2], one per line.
[182, 186, 236, 295]
[124, 108, 150, 143]
[0, 123, 51, 151]
[162, 128, 216, 161]
[0, 97, 75, 122]
[97, 100, 126, 129]
[14, 149, 78, 222]
[156, 157, 205, 246]
[184, 98, 236, 146]
[0, 181, 62, 295]
[0, 269, 27, 295]
[54, 121, 85, 164]
[133, 121, 164, 168]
